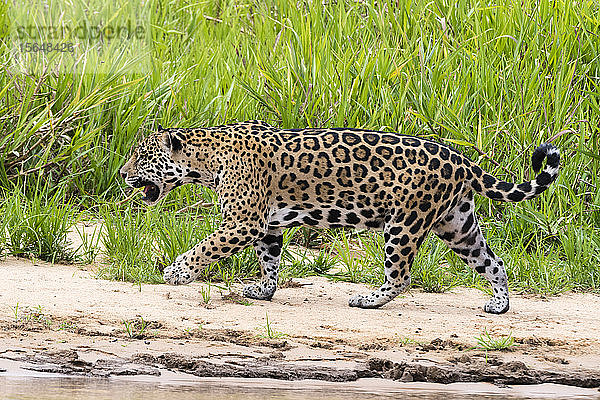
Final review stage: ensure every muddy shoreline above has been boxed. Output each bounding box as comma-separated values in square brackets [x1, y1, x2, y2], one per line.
[1, 257, 600, 392]
[3, 346, 600, 389]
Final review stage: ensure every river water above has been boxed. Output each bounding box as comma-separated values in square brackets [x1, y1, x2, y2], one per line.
[1, 359, 599, 400]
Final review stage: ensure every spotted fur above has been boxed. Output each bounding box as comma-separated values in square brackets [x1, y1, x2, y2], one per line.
[120, 121, 560, 314]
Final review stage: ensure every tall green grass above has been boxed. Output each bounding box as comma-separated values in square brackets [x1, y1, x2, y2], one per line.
[0, 189, 75, 262]
[0, 0, 598, 293]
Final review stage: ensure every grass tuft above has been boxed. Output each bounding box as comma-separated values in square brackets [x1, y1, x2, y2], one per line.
[1, 189, 75, 262]
[257, 312, 287, 340]
[474, 330, 516, 352]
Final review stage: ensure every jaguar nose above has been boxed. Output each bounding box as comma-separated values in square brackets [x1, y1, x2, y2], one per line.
[120, 170, 127, 180]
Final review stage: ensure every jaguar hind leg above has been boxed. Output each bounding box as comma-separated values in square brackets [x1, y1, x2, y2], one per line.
[243, 228, 283, 301]
[349, 224, 427, 309]
[433, 193, 509, 314]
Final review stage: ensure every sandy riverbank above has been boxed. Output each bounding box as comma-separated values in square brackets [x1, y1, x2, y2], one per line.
[1, 257, 599, 391]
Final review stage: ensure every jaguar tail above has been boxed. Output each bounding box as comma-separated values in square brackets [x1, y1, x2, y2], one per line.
[469, 143, 560, 202]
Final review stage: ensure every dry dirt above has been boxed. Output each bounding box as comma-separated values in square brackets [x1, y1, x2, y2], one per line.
[1, 256, 600, 391]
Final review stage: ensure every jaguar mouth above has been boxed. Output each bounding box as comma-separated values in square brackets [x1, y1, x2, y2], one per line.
[131, 179, 160, 203]
[142, 182, 160, 202]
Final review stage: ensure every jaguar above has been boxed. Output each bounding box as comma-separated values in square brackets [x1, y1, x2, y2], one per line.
[120, 120, 560, 314]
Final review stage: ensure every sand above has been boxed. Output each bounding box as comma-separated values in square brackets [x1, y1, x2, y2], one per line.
[0, 256, 599, 391]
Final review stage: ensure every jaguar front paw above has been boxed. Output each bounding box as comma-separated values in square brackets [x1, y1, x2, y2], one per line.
[243, 282, 275, 301]
[348, 293, 382, 309]
[163, 255, 194, 285]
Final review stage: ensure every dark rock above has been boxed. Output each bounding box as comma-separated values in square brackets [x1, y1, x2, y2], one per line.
[365, 357, 600, 388]
[399, 370, 413, 382]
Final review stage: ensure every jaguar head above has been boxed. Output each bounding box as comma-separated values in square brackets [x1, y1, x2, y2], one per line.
[119, 126, 186, 205]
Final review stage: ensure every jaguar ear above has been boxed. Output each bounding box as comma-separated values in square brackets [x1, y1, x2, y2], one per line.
[164, 132, 183, 153]
[157, 124, 164, 132]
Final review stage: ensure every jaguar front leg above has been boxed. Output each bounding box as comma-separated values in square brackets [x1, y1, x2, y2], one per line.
[243, 228, 283, 301]
[163, 222, 264, 285]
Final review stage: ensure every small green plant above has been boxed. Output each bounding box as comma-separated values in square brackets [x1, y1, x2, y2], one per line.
[214, 245, 261, 287]
[411, 236, 456, 293]
[122, 317, 149, 339]
[222, 291, 254, 306]
[11, 302, 20, 323]
[397, 336, 420, 346]
[333, 230, 363, 283]
[200, 283, 211, 304]
[474, 329, 516, 351]
[257, 312, 287, 339]
[10, 304, 52, 327]
[279, 229, 335, 282]
[58, 321, 78, 331]
[327, 230, 382, 285]
[235, 298, 253, 306]
[218, 268, 236, 290]
[74, 223, 102, 265]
